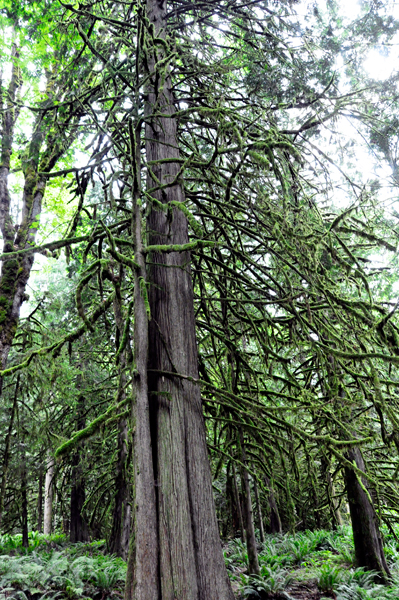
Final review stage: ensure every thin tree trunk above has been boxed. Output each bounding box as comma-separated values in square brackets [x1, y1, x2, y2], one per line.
[326, 471, 342, 529]
[232, 462, 245, 542]
[110, 418, 129, 557]
[0, 374, 19, 527]
[21, 453, 28, 548]
[37, 464, 43, 533]
[109, 274, 131, 559]
[239, 432, 260, 576]
[344, 447, 391, 581]
[43, 452, 54, 535]
[70, 450, 88, 543]
[70, 392, 88, 543]
[265, 476, 282, 534]
[253, 473, 265, 544]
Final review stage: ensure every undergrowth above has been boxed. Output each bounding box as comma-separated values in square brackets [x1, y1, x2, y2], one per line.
[223, 525, 399, 599]
[2, 527, 399, 599]
[0, 533, 125, 600]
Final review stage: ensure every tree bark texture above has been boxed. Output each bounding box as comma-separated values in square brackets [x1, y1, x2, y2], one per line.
[43, 452, 54, 535]
[344, 447, 391, 581]
[127, 2, 235, 598]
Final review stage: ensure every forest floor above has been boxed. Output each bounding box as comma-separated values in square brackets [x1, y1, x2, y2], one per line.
[0, 527, 398, 599]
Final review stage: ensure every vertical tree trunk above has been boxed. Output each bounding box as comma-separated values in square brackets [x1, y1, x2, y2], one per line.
[344, 447, 391, 581]
[326, 471, 342, 529]
[253, 473, 265, 544]
[109, 274, 131, 559]
[70, 393, 88, 543]
[233, 462, 245, 543]
[70, 450, 88, 543]
[43, 453, 54, 535]
[21, 457, 28, 548]
[109, 418, 129, 558]
[0, 374, 19, 527]
[37, 465, 43, 533]
[226, 461, 240, 538]
[239, 432, 260, 576]
[125, 113, 158, 600]
[265, 476, 282, 534]
[125, 2, 235, 598]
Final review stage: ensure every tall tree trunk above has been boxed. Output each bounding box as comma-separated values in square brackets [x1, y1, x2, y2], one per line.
[265, 476, 282, 534]
[21, 447, 28, 548]
[0, 374, 19, 527]
[109, 275, 131, 559]
[344, 447, 391, 581]
[109, 418, 129, 558]
[43, 452, 54, 535]
[233, 462, 245, 543]
[37, 464, 43, 533]
[253, 473, 265, 544]
[126, 2, 235, 598]
[239, 432, 260, 576]
[70, 450, 88, 543]
[70, 393, 88, 543]
[226, 461, 240, 538]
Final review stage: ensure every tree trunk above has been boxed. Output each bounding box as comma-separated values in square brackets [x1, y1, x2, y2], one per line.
[43, 452, 54, 535]
[125, 2, 235, 598]
[109, 274, 131, 559]
[70, 393, 88, 543]
[70, 450, 88, 543]
[253, 473, 265, 544]
[0, 374, 19, 527]
[226, 461, 240, 538]
[233, 462, 245, 543]
[239, 433, 260, 576]
[265, 476, 282, 534]
[37, 464, 43, 533]
[109, 418, 129, 558]
[344, 447, 390, 581]
[21, 457, 28, 548]
[326, 471, 342, 529]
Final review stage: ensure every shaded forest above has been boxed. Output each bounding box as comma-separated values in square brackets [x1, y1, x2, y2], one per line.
[1, 0, 399, 598]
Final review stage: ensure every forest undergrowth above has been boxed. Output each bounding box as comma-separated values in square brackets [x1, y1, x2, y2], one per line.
[1, 527, 399, 600]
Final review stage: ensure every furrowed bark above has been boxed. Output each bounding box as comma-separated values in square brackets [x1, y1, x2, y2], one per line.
[125, 115, 158, 599]
[140, 2, 235, 597]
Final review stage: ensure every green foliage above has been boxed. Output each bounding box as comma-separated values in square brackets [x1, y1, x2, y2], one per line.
[0, 536, 126, 600]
